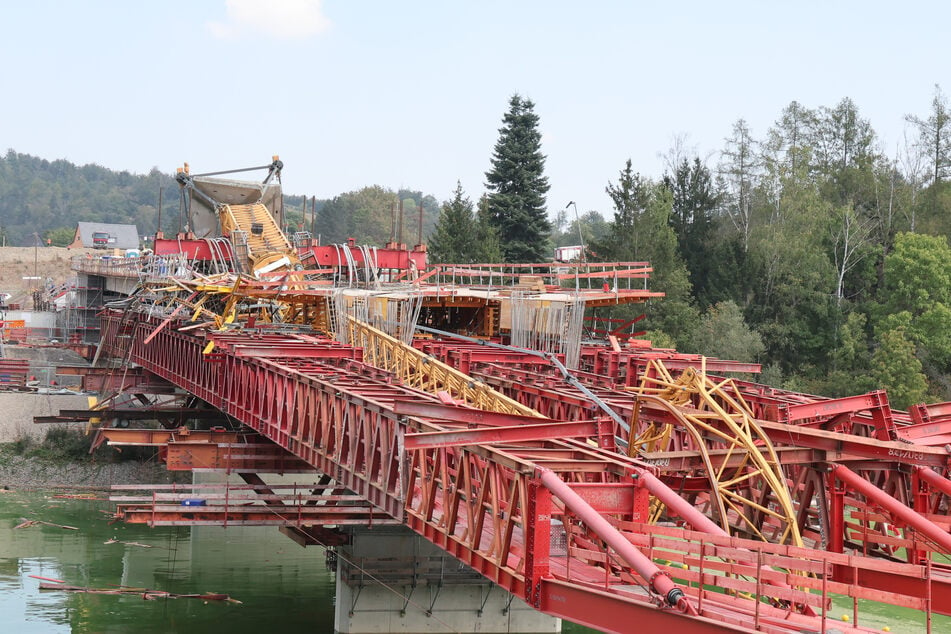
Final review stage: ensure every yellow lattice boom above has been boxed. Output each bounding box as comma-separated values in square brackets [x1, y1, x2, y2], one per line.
[629, 358, 803, 547]
[346, 316, 543, 418]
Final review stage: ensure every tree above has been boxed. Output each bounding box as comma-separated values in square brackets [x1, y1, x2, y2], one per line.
[719, 119, 760, 252]
[316, 185, 399, 245]
[428, 182, 478, 263]
[553, 209, 609, 250]
[870, 328, 929, 409]
[592, 163, 698, 348]
[691, 301, 764, 362]
[663, 157, 720, 305]
[44, 226, 75, 247]
[830, 204, 876, 304]
[594, 159, 652, 261]
[905, 84, 951, 214]
[473, 195, 503, 263]
[813, 98, 875, 176]
[879, 232, 951, 317]
[745, 172, 837, 372]
[397, 188, 441, 244]
[763, 101, 816, 177]
[484, 94, 551, 262]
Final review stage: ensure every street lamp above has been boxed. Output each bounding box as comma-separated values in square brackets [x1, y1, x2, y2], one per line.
[565, 201, 588, 266]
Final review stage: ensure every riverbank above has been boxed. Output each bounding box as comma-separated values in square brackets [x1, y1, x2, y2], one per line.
[0, 445, 179, 490]
[0, 390, 187, 490]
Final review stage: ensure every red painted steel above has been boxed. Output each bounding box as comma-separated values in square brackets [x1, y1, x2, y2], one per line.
[832, 464, 951, 553]
[96, 308, 951, 630]
[538, 468, 693, 613]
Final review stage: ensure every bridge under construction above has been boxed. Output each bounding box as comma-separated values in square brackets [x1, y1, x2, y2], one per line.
[51, 160, 951, 633]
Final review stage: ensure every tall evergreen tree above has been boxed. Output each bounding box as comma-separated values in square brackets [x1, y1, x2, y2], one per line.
[663, 157, 720, 305]
[484, 94, 551, 262]
[428, 182, 478, 263]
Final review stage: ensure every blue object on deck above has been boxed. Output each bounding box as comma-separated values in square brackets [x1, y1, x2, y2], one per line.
[181, 499, 206, 506]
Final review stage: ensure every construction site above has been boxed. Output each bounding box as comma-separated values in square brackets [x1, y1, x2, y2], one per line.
[6, 158, 951, 633]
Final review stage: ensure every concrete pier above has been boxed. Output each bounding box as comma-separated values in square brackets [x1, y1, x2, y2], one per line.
[333, 527, 560, 633]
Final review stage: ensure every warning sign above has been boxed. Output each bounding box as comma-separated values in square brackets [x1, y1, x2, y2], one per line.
[0, 320, 26, 329]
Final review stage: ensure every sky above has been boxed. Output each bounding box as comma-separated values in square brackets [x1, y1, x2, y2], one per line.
[1, 1, 949, 224]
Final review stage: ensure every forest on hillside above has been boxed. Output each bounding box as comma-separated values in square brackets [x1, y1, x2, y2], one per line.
[0, 150, 440, 248]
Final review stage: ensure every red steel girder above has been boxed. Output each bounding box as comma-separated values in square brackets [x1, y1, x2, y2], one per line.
[114, 504, 394, 526]
[54, 365, 175, 394]
[405, 420, 611, 450]
[163, 443, 315, 473]
[99, 310, 949, 631]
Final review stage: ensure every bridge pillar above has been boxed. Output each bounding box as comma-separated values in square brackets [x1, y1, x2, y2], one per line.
[333, 526, 560, 633]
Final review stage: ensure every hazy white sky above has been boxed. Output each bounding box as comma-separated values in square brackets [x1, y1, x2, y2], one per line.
[1, 1, 948, 220]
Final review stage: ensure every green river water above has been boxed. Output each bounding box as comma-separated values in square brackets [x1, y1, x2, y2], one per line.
[0, 490, 945, 633]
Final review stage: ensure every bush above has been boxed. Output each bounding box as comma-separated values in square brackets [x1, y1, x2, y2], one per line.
[29, 427, 93, 461]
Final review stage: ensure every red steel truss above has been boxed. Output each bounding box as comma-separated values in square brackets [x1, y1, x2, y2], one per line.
[96, 310, 951, 632]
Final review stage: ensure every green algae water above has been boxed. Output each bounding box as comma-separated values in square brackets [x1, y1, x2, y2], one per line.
[1, 490, 335, 633]
[2, 490, 945, 633]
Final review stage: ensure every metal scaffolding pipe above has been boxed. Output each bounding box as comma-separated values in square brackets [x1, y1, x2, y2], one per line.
[833, 464, 951, 553]
[635, 469, 728, 536]
[537, 468, 693, 613]
[916, 465, 951, 498]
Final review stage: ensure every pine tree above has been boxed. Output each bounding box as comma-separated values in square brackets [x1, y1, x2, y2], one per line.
[429, 182, 478, 263]
[485, 94, 551, 262]
[474, 195, 503, 263]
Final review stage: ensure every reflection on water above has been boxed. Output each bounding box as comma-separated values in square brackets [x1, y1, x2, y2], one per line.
[1, 490, 335, 633]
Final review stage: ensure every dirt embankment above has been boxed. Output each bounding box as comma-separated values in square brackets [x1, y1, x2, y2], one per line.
[0, 392, 184, 490]
[0, 246, 98, 306]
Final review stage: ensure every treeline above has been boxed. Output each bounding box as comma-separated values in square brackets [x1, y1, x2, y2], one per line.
[0, 150, 179, 246]
[579, 93, 951, 407]
[0, 150, 441, 248]
[429, 89, 951, 407]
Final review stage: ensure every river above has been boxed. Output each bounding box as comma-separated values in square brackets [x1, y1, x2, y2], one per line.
[0, 490, 944, 633]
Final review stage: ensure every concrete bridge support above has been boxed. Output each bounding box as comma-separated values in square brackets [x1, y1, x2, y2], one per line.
[333, 527, 560, 633]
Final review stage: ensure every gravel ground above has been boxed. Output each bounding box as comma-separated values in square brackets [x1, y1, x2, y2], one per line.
[0, 450, 179, 490]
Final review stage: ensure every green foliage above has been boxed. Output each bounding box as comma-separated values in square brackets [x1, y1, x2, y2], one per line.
[905, 84, 951, 212]
[429, 182, 479, 263]
[592, 162, 699, 348]
[691, 301, 765, 362]
[832, 311, 872, 372]
[914, 303, 951, 372]
[0, 151, 180, 245]
[880, 232, 951, 316]
[553, 209, 609, 251]
[44, 226, 75, 247]
[870, 328, 929, 409]
[643, 329, 677, 350]
[4, 428, 92, 462]
[663, 157, 721, 306]
[484, 94, 551, 262]
[746, 172, 837, 371]
[473, 195, 503, 263]
[316, 185, 399, 246]
[592, 159, 652, 261]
